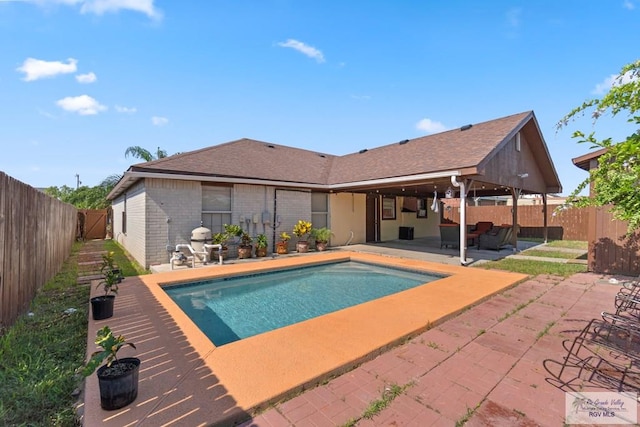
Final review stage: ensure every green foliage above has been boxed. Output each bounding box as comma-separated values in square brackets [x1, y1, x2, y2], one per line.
[224, 224, 243, 238]
[124, 145, 168, 162]
[556, 59, 640, 232]
[0, 243, 88, 426]
[521, 249, 583, 259]
[81, 326, 136, 377]
[44, 184, 112, 209]
[240, 232, 252, 247]
[311, 227, 332, 243]
[475, 258, 587, 277]
[255, 233, 268, 248]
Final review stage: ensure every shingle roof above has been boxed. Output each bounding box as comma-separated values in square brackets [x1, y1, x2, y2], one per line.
[131, 111, 531, 185]
[110, 110, 560, 199]
[327, 111, 531, 184]
[131, 138, 336, 184]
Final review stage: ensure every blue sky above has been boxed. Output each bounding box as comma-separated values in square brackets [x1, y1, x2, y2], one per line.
[1, 0, 638, 195]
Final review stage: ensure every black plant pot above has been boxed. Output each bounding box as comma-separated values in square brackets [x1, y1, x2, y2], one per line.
[91, 295, 115, 320]
[97, 357, 140, 410]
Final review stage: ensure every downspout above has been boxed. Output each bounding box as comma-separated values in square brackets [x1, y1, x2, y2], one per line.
[450, 176, 468, 265]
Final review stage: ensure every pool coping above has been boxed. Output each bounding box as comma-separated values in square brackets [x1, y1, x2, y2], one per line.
[82, 251, 528, 426]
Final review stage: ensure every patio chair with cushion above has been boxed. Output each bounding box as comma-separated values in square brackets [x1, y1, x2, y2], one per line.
[471, 221, 493, 236]
[478, 225, 512, 250]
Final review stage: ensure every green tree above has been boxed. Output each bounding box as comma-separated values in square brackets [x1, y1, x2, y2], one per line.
[43, 174, 120, 209]
[557, 59, 640, 232]
[125, 146, 168, 162]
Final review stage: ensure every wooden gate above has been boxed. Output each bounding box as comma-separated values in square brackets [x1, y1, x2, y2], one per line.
[78, 209, 108, 240]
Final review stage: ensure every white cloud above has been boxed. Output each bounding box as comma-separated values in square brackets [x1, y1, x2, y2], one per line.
[416, 118, 447, 134]
[17, 57, 78, 81]
[277, 39, 325, 63]
[75, 71, 97, 83]
[623, 0, 635, 10]
[592, 71, 637, 95]
[18, 0, 162, 20]
[56, 94, 107, 115]
[151, 116, 168, 126]
[115, 105, 137, 114]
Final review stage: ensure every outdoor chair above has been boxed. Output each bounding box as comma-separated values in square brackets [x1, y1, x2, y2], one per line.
[478, 225, 512, 250]
[552, 318, 640, 388]
[471, 221, 493, 236]
[439, 223, 460, 249]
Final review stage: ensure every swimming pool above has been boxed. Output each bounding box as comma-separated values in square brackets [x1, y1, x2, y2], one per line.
[165, 261, 444, 346]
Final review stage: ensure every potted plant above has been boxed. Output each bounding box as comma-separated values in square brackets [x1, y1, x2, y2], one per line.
[255, 233, 268, 257]
[276, 232, 290, 254]
[81, 326, 140, 411]
[91, 252, 121, 320]
[224, 224, 243, 243]
[238, 232, 253, 259]
[311, 227, 332, 251]
[211, 232, 228, 260]
[293, 220, 312, 253]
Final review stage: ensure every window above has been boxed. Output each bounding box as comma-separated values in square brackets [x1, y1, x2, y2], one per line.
[202, 185, 232, 233]
[382, 196, 396, 220]
[417, 198, 428, 218]
[311, 192, 328, 228]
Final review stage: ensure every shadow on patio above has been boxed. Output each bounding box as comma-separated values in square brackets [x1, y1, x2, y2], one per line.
[80, 276, 250, 426]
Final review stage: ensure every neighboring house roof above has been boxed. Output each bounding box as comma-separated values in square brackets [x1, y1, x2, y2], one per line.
[572, 147, 608, 171]
[108, 110, 562, 200]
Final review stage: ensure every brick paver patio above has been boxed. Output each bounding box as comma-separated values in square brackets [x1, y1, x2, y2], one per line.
[243, 272, 640, 426]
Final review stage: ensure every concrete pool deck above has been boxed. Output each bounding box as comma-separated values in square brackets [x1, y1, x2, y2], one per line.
[80, 250, 529, 426]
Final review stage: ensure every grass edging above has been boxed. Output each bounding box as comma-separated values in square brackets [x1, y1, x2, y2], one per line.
[0, 242, 88, 427]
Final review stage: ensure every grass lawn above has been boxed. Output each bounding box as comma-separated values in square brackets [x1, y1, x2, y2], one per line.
[520, 249, 584, 259]
[0, 243, 88, 427]
[474, 258, 587, 277]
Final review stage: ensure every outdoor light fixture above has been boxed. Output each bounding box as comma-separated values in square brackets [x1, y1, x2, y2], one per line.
[517, 173, 529, 178]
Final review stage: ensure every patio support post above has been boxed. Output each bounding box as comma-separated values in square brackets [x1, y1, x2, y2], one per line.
[542, 193, 548, 243]
[450, 175, 468, 265]
[510, 187, 520, 252]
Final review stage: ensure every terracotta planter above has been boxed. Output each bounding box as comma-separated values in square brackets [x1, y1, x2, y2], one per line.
[238, 245, 252, 259]
[316, 241, 328, 251]
[296, 241, 309, 253]
[276, 242, 289, 254]
[255, 246, 268, 257]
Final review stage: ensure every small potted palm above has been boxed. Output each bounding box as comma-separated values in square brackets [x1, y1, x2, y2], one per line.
[311, 227, 332, 251]
[255, 233, 268, 257]
[293, 220, 312, 253]
[238, 232, 253, 259]
[81, 326, 140, 411]
[276, 232, 290, 254]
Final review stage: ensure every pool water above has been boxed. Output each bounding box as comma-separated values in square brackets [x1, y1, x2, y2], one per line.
[165, 261, 443, 346]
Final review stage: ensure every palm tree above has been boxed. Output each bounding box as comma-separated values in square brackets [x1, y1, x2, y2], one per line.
[124, 146, 168, 162]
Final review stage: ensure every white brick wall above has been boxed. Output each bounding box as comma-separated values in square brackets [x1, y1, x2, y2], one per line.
[114, 180, 319, 267]
[111, 180, 147, 267]
[145, 178, 201, 266]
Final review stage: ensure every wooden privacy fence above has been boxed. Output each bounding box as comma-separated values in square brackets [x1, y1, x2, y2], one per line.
[443, 204, 589, 241]
[0, 172, 77, 331]
[589, 207, 640, 276]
